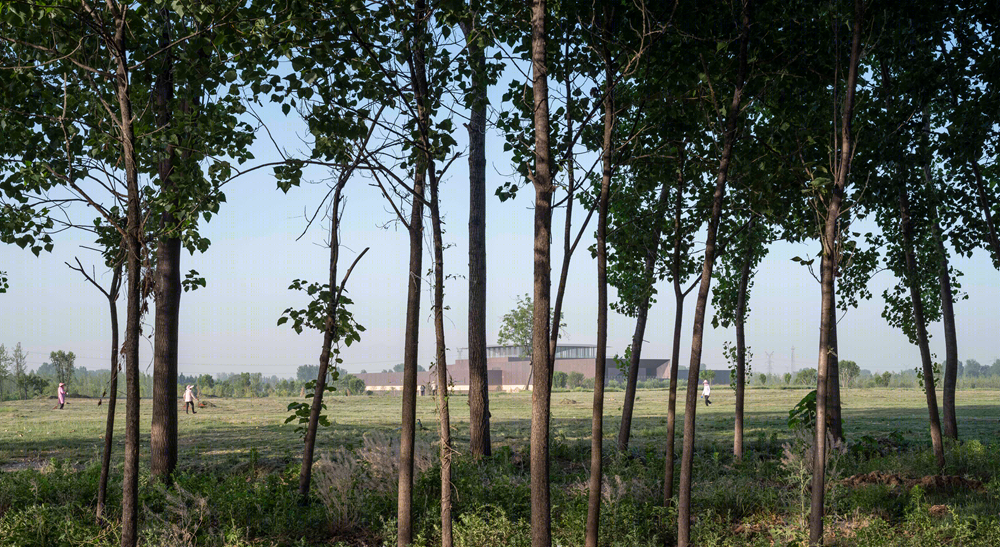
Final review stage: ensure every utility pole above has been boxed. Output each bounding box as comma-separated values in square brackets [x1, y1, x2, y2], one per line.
[790, 346, 796, 376]
[765, 351, 774, 380]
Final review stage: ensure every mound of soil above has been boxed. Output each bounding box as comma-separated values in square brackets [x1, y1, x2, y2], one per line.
[198, 401, 217, 408]
[929, 504, 949, 517]
[841, 471, 984, 492]
[559, 399, 578, 405]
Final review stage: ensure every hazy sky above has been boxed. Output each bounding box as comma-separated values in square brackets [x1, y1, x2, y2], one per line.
[3, 98, 999, 381]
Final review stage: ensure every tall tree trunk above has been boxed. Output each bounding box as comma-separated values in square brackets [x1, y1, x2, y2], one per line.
[151, 11, 180, 483]
[529, 1, 554, 545]
[298, 183, 346, 501]
[398, 2, 429, 540]
[618, 177, 672, 453]
[664, 292, 684, 507]
[461, 8, 491, 459]
[664, 149, 688, 510]
[585, 22, 614, 545]
[547, 43, 582, 374]
[430, 162, 453, 547]
[898, 186, 946, 468]
[935, 226, 959, 440]
[112, 18, 142, 545]
[97, 264, 122, 521]
[811, 4, 862, 542]
[920, 113, 959, 441]
[397, 168, 425, 547]
[733, 223, 754, 462]
[677, 4, 749, 545]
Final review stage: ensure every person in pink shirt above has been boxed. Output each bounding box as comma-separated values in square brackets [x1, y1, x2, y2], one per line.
[57, 382, 67, 409]
[184, 385, 198, 414]
[702, 380, 712, 407]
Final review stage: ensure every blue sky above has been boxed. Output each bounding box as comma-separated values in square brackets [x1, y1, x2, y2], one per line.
[3, 93, 999, 381]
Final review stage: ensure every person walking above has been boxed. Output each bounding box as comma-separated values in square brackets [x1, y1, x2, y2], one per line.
[57, 382, 67, 409]
[702, 379, 712, 406]
[184, 385, 198, 414]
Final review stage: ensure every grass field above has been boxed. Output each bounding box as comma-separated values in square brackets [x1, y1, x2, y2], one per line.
[1, 388, 999, 546]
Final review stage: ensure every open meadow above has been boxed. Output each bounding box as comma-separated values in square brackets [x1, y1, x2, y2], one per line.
[2, 387, 999, 546]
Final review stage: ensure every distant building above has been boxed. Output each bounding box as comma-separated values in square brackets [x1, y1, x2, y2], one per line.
[354, 344, 729, 393]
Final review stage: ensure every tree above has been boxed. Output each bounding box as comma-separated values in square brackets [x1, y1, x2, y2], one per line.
[66, 238, 123, 522]
[874, 15, 946, 468]
[964, 359, 983, 377]
[49, 351, 76, 386]
[527, 1, 555, 544]
[839, 360, 860, 388]
[784, 372, 792, 385]
[12, 344, 28, 400]
[0, 345, 9, 400]
[497, 294, 566, 361]
[809, 3, 865, 542]
[678, 3, 751, 544]
[462, 0, 493, 460]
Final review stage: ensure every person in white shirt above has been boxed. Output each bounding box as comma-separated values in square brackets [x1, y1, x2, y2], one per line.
[184, 385, 198, 414]
[702, 380, 712, 406]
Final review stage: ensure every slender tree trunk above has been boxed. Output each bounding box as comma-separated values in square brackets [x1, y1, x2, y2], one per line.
[733, 224, 753, 462]
[811, 4, 862, 542]
[430, 161, 453, 547]
[677, 4, 749, 545]
[397, 165, 424, 546]
[920, 114, 959, 441]
[97, 265, 122, 521]
[970, 160, 1000, 265]
[529, 1, 554, 545]
[112, 20, 142, 546]
[935, 227, 959, 440]
[151, 11, 180, 483]
[664, 293, 684, 508]
[898, 186, 946, 468]
[547, 43, 579, 373]
[585, 24, 614, 545]
[826, 261, 843, 443]
[618, 177, 672, 453]
[461, 10, 491, 459]
[398, 4, 429, 539]
[664, 149, 688, 512]
[298, 184, 345, 501]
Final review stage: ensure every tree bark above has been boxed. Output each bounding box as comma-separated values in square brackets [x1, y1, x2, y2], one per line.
[461, 9, 491, 459]
[811, 3, 862, 542]
[529, 1, 554, 545]
[430, 160, 453, 547]
[921, 113, 959, 441]
[97, 264, 122, 521]
[618, 177, 672, 453]
[733, 223, 754, 462]
[298, 183, 345, 502]
[111, 15, 142, 545]
[151, 10, 180, 483]
[585, 20, 614, 545]
[826, 261, 843, 443]
[664, 149, 688, 511]
[398, 3, 429, 541]
[898, 186, 946, 468]
[935, 226, 959, 440]
[677, 4, 749, 545]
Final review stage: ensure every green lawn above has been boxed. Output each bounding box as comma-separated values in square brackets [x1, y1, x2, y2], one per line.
[3, 387, 997, 470]
[1, 388, 998, 546]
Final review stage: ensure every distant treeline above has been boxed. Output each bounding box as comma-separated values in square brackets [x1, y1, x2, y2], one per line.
[0, 351, 366, 401]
